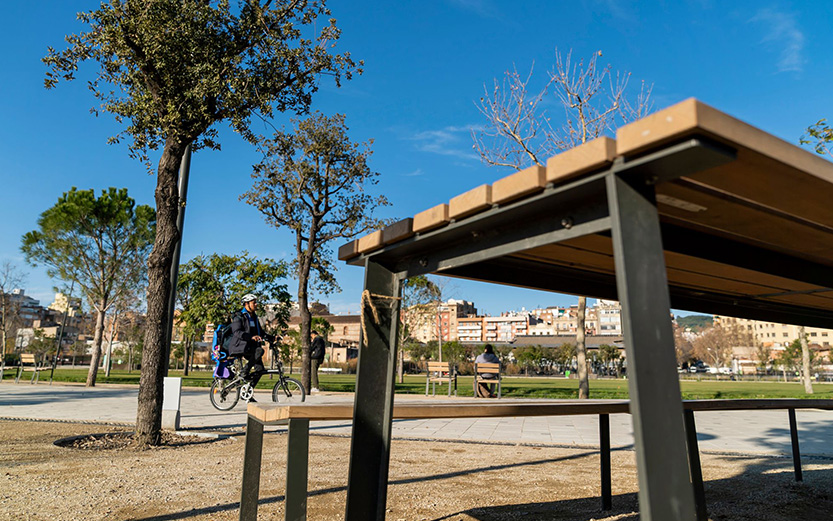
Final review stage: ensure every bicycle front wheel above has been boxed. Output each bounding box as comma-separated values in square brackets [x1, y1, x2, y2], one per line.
[210, 379, 240, 411]
[272, 377, 306, 404]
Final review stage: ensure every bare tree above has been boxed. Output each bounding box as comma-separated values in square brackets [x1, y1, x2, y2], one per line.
[473, 49, 652, 399]
[673, 325, 694, 367]
[692, 326, 732, 369]
[0, 262, 27, 369]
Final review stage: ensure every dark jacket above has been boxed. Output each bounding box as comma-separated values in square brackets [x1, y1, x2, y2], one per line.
[229, 310, 262, 355]
[310, 335, 326, 361]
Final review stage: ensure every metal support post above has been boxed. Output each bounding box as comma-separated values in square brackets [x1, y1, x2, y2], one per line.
[286, 418, 310, 521]
[606, 172, 697, 521]
[788, 409, 803, 482]
[683, 410, 707, 521]
[239, 415, 264, 521]
[345, 260, 401, 521]
[599, 413, 612, 511]
[164, 144, 192, 373]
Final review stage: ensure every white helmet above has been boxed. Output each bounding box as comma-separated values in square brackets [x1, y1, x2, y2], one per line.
[241, 293, 257, 303]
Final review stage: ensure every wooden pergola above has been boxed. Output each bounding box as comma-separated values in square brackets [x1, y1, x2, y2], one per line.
[336, 99, 833, 521]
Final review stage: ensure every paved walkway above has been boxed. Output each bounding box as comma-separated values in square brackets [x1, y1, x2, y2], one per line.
[1, 382, 832, 457]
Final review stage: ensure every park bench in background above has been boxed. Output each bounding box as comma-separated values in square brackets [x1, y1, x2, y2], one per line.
[473, 362, 501, 398]
[424, 361, 457, 397]
[238, 398, 833, 521]
[15, 354, 50, 384]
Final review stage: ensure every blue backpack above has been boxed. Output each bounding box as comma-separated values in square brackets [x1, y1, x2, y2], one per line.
[211, 322, 235, 378]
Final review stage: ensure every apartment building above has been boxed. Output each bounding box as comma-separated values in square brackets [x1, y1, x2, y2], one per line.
[715, 315, 833, 348]
[596, 300, 623, 336]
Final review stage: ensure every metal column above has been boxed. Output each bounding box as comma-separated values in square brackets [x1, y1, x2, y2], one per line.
[788, 409, 803, 482]
[599, 413, 612, 511]
[345, 260, 401, 521]
[239, 416, 264, 521]
[606, 173, 697, 521]
[286, 418, 311, 521]
[683, 409, 708, 521]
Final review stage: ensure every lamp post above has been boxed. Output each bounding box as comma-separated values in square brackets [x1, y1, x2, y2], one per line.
[164, 144, 192, 374]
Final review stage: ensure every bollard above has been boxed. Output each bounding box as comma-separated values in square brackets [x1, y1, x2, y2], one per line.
[162, 376, 182, 431]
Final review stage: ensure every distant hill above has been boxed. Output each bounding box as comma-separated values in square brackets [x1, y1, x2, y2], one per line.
[676, 315, 713, 331]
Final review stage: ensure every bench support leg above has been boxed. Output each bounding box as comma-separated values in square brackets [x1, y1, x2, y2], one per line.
[607, 172, 696, 521]
[286, 418, 310, 521]
[599, 413, 612, 511]
[239, 416, 264, 521]
[345, 260, 401, 521]
[683, 409, 708, 521]
[788, 408, 802, 482]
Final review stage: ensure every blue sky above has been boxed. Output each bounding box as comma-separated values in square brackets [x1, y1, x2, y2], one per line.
[1, 1, 831, 316]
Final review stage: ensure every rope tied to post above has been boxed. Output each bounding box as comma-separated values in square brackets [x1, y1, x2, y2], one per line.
[360, 289, 401, 343]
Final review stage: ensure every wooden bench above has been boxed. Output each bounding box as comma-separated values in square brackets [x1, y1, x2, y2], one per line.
[238, 398, 833, 521]
[15, 354, 50, 384]
[424, 361, 457, 397]
[473, 362, 501, 398]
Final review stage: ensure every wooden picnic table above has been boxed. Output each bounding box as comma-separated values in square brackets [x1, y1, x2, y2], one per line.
[239, 398, 833, 521]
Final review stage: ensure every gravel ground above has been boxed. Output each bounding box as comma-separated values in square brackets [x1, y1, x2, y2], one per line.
[1, 420, 832, 521]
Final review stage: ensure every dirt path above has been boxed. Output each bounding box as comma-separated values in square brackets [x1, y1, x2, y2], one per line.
[1, 420, 832, 520]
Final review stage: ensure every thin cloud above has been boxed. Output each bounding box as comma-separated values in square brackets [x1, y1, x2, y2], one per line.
[447, 0, 501, 20]
[750, 7, 805, 73]
[401, 168, 425, 177]
[409, 125, 482, 161]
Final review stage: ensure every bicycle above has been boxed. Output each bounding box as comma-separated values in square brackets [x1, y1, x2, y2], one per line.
[209, 355, 305, 411]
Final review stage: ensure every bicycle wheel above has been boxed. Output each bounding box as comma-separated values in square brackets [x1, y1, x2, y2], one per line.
[210, 379, 240, 411]
[272, 377, 306, 404]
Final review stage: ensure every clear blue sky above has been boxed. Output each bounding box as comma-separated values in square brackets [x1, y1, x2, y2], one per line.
[2, 1, 831, 316]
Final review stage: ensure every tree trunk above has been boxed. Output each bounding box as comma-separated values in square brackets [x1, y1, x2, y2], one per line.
[105, 310, 119, 378]
[800, 327, 813, 394]
[183, 335, 191, 376]
[397, 348, 404, 384]
[576, 296, 589, 399]
[136, 140, 185, 446]
[298, 274, 312, 392]
[86, 307, 107, 386]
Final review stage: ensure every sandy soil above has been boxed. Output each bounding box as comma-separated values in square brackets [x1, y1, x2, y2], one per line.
[1, 420, 832, 521]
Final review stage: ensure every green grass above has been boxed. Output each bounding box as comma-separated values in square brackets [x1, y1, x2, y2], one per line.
[4, 367, 833, 400]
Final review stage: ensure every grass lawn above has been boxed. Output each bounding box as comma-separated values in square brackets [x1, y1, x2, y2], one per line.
[5, 367, 832, 400]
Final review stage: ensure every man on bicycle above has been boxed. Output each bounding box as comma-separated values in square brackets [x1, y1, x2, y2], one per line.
[229, 293, 271, 402]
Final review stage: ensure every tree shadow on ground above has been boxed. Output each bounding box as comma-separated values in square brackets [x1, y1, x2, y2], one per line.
[440, 463, 833, 521]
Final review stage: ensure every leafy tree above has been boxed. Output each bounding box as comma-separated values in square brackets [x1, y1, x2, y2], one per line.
[473, 49, 651, 399]
[754, 343, 772, 372]
[441, 340, 470, 368]
[598, 344, 621, 365]
[45, 0, 359, 446]
[177, 252, 292, 371]
[553, 343, 577, 372]
[801, 119, 833, 156]
[242, 112, 388, 392]
[21, 187, 154, 387]
[0, 262, 27, 372]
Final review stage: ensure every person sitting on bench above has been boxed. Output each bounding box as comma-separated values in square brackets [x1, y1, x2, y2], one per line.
[475, 344, 500, 398]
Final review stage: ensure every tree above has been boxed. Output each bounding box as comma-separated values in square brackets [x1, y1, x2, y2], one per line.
[673, 326, 694, 367]
[798, 327, 813, 394]
[801, 119, 833, 156]
[21, 187, 154, 387]
[473, 50, 651, 399]
[0, 262, 27, 370]
[598, 344, 621, 375]
[754, 343, 772, 372]
[177, 252, 292, 368]
[399, 276, 441, 382]
[692, 326, 732, 369]
[45, 0, 359, 446]
[242, 112, 388, 392]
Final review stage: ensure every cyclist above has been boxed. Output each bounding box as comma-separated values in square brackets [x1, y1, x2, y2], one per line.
[229, 293, 271, 402]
